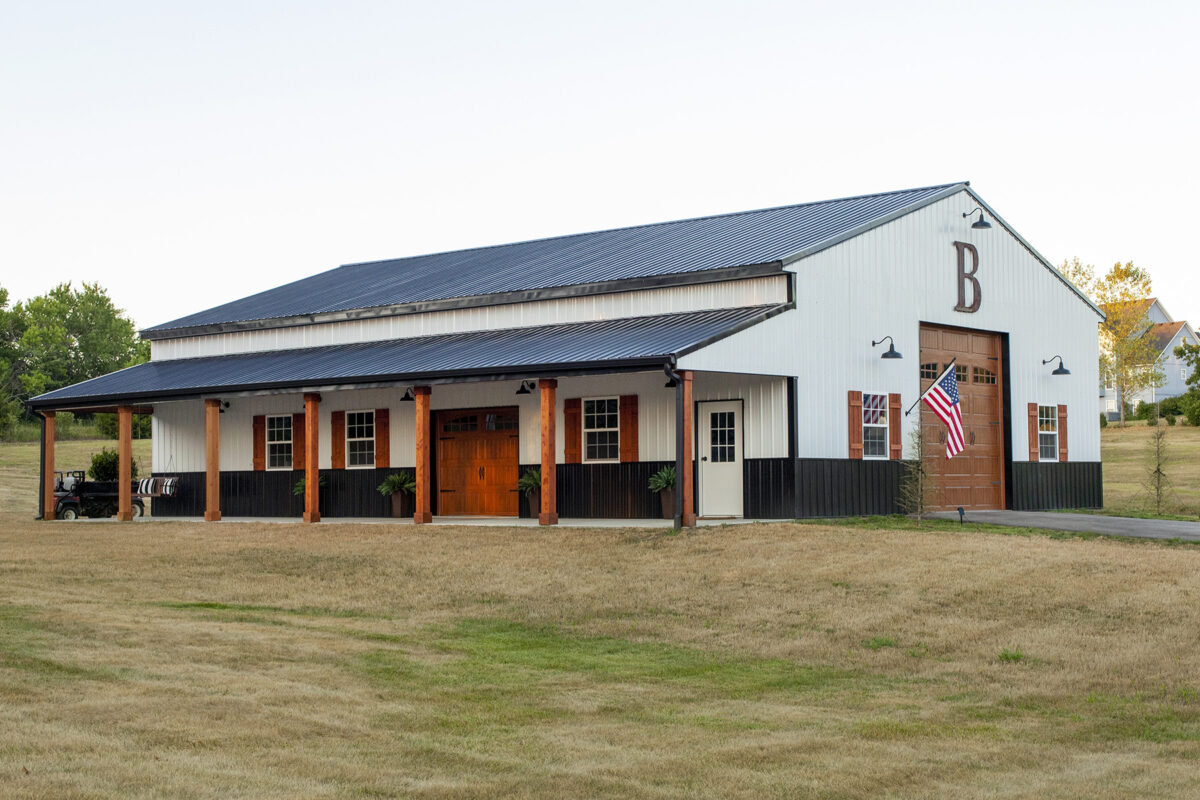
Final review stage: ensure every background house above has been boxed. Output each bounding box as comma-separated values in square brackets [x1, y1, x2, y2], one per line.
[1099, 298, 1196, 419]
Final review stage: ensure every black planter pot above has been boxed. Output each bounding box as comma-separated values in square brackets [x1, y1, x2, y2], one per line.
[658, 488, 675, 520]
[390, 492, 414, 519]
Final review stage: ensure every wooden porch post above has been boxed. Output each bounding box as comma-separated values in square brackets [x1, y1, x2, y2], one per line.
[116, 406, 133, 521]
[681, 370, 696, 528]
[42, 411, 56, 520]
[414, 386, 432, 523]
[538, 379, 558, 525]
[302, 393, 321, 523]
[204, 399, 221, 521]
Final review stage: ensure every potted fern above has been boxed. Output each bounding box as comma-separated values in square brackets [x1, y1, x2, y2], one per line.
[648, 466, 676, 519]
[518, 468, 541, 516]
[378, 470, 417, 518]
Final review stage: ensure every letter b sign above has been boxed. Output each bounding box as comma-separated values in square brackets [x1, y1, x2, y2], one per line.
[953, 241, 981, 313]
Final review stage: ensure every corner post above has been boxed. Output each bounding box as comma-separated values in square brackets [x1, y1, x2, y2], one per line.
[681, 371, 696, 528]
[204, 399, 221, 521]
[414, 386, 432, 523]
[117, 406, 133, 521]
[42, 411, 56, 520]
[302, 393, 321, 522]
[538, 378, 558, 525]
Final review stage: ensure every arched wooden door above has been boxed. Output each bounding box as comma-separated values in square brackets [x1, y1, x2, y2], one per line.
[435, 407, 520, 516]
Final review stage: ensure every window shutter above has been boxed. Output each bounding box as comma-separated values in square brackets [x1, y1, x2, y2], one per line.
[291, 413, 306, 470]
[375, 408, 390, 468]
[619, 394, 638, 463]
[1057, 404, 1068, 463]
[848, 391, 863, 460]
[888, 393, 902, 460]
[1027, 403, 1039, 462]
[252, 415, 266, 472]
[564, 398, 582, 464]
[331, 410, 346, 470]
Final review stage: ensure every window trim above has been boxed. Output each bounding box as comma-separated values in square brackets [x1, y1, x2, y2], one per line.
[345, 409, 376, 470]
[265, 414, 293, 471]
[582, 396, 620, 463]
[861, 392, 889, 461]
[1037, 405, 1059, 463]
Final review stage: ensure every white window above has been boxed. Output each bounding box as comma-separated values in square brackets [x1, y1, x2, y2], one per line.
[266, 415, 292, 470]
[862, 393, 888, 459]
[346, 410, 375, 468]
[1038, 406, 1058, 462]
[583, 397, 619, 462]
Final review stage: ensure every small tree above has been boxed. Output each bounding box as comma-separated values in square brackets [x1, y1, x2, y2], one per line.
[899, 428, 937, 525]
[89, 447, 138, 481]
[1144, 414, 1171, 516]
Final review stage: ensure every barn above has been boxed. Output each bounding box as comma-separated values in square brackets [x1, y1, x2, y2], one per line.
[29, 181, 1103, 525]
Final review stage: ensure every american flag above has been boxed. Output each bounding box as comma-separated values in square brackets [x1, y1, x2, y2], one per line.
[922, 362, 965, 459]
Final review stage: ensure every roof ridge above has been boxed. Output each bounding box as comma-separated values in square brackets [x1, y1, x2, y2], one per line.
[339, 181, 969, 270]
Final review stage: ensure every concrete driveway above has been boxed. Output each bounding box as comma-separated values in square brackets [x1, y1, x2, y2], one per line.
[929, 510, 1200, 542]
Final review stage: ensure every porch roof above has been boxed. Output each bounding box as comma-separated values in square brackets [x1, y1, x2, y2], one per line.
[29, 304, 789, 410]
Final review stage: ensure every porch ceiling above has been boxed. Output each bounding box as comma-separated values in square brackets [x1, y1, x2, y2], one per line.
[29, 305, 790, 410]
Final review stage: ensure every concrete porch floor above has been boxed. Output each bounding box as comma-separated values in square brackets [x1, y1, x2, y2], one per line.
[79, 515, 787, 528]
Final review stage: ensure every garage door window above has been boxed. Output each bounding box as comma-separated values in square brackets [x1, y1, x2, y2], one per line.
[1038, 406, 1058, 461]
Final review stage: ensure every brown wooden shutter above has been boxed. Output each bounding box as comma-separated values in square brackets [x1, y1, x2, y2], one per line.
[331, 410, 346, 469]
[252, 415, 266, 471]
[1057, 404, 1068, 463]
[888, 393, 902, 460]
[619, 394, 638, 463]
[375, 408, 390, 468]
[291, 413, 306, 470]
[564, 398, 582, 464]
[1027, 403, 1039, 462]
[848, 391, 863, 460]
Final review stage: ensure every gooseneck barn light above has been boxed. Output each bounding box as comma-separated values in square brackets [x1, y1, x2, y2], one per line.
[1042, 355, 1070, 376]
[962, 207, 992, 229]
[400, 388, 415, 402]
[515, 380, 536, 395]
[872, 336, 903, 359]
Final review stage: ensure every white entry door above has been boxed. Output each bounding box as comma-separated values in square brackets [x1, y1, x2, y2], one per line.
[697, 401, 743, 517]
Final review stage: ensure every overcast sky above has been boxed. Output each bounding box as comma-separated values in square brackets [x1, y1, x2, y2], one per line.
[2, 1, 1197, 331]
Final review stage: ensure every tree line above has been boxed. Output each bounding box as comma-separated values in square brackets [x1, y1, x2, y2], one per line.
[0, 283, 148, 437]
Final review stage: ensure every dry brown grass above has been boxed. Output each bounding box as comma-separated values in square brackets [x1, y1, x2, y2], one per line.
[2, 513, 1199, 798]
[0, 438, 153, 516]
[1101, 423, 1200, 515]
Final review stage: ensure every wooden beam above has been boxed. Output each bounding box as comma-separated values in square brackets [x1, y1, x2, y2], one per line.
[204, 399, 221, 521]
[42, 412, 55, 521]
[303, 393, 321, 522]
[681, 371, 696, 528]
[116, 406, 133, 521]
[538, 378, 558, 525]
[414, 386, 432, 523]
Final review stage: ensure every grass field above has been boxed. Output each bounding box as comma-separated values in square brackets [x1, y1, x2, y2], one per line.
[0, 438, 153, 516]
[1100, 423, 1200, 516]
[3, 512, 1200, 798]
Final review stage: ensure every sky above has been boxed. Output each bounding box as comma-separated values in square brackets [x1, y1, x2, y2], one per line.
[2, 1, 1197, 330]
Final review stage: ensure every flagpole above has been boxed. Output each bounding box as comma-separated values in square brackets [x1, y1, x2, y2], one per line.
[905, 358, 956, 416]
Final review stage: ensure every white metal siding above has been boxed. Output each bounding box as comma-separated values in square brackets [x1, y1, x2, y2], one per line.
[679, 190, 1102, 462]
[150, 276, 788, 360]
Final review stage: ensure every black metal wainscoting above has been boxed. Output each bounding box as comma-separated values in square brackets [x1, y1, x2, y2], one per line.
[792, 459, 905, 518]
[742, 458, 797, 519]
[1010, 462, 1103, 510]
[151, 469, 402, 517]
[518, 462, 673, 519]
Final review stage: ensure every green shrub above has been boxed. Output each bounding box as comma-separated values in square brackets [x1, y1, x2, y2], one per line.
[648, 466, 676, 493]
[377, 470, 416, 496]
[88, 447, 138, 481]
[293, 474, 326, 496]
[999, 647, 1025, 663]
[1159, 396, 1184, 417]
[1166, 414, 1177, 426]
[517, 468, 541, 497]
[1181, 390, 1200, 427]
[1099, 414, 1108, 429]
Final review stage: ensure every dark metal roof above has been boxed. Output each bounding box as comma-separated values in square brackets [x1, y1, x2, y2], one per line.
[32, 305, 788, 409]
[143, 182, 966, 337]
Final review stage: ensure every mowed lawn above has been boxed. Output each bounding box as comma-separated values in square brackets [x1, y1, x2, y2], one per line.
[1100, 422, 1200, 516]
[2, 512, 1200, 798]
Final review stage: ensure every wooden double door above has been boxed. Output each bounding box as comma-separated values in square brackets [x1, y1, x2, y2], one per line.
[919, 324, 1005, 511]
[435, 407, 520, 516]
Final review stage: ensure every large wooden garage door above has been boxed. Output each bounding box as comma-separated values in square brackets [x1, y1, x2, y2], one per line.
[919, 324, 1005, 511]
[436, 408, 520, 516]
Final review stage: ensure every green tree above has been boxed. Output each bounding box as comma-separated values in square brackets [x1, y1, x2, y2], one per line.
[0, 287, 27, 436]
[1063, 259, 1163, 427]
[1175, 339, 1200, 426]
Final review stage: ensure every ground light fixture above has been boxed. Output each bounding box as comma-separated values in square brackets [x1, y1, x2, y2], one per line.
[962, 206, 992, 229]
[872, 336, 903, 359]
[515, 380, 536, 395]
[1042, 355, 1070, 375]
